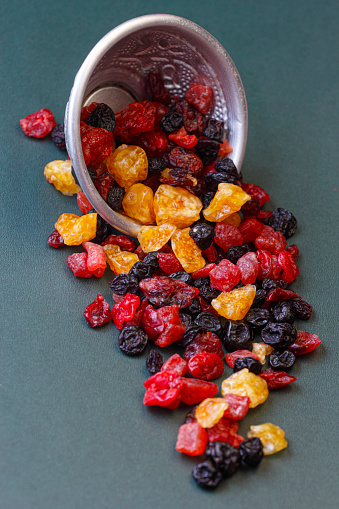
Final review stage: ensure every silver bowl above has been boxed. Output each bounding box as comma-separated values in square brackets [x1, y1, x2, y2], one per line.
[65, 14, 248, 237]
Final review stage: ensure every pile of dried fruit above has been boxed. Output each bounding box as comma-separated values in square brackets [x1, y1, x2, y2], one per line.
[20, 71, 321, 489]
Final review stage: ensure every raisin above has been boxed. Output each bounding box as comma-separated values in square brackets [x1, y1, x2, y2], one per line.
[203, 118, 224, 142]
[267, 208, 297, 238]
[118, 325, 148, 356]
[148, 156, 167, 173]
[269, 350, 296, 370]
[106, 186, 125, 211]
[205, 441, 240, 477]
[129, 261, 155, 281]
[261, 322, 297, 349]
[51, 123, 66, 150]
[290, 299, 312, 320]
[222, 320, 253, 352]
[108, 273, 141, 296]
[244, 308, 272, 330]
[233, 357, 262, 375]
[192, 460, 223, 489]
[169, 271, 194, 285]
[20, 108, 56, 138]
[226, 244, 253, 265]
[204, 172, 238, 192]
[251, 289, 267, 308]
[261, 278, 289, 291]
[288, 330, 321, 355]
[179, 312, 193, 328]
[196, 281, 221, 304]
[195, 140, 220, 166]
[159, 111, 184, 133]
[86, 103, 115, 132]
[194, 312, 223, 338]
[214, 157, 239, 178]
[139, 276, 199, 308]
[84, 294, 112, 327]
[239, 438, 264, 467]
[142, 252, 160, 271]
[259, 368, 297, 389]
[271, 300, 295, 324]
[200, 192, 215, 210]
[189, 223, 214, 250]
[146, 349, 164, 374]
[187, 297, 203, 318]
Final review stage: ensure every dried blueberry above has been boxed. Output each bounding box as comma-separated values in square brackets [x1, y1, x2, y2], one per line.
[51, 123, 66, 150]
[186, 298, 203, 318]
[195, 140, 220, 166]
[233, 356, 262, 375]
[267, 208, 297, 238]
[108, 274, 141, 296]
[148, 156, 167, 173]
[169, 271, 194, 286]
[107, 186, 125, 211]
[269, 350, 296, 370]
[244, 308, 272, 330]
[239, 438, 263, 467]
[194, 312, 223, 338]
[261, 322, 297, 349]
[251, 289, 267, 308]
[214, 157, 240, 180]
[159, 111, 184, 133]
[86, 103, 115, 132]
[189, 223, 214, 250]
[204, 172, 239, 192]
[261, 278, 289, 291]
[199, 192, 215, 209]
[146, 349, 163, 374]
[192, 460, 223, 489]
[271, 300, 295, 324]
[203, 118, 224, 143]
[290, 299, 312, 320]
[129, 261, 154, 281]
[225, 244, 253, 264]
[178, 325, 203, 348]
[179, 312, 193, 328]
[86, 209, 111, 244]
[118, 326, 148, 356]
[196, 282, 220, 304]
[143, 252, 160, 271]
[205, 442, 240, 477]
[223, 320, 253, 352]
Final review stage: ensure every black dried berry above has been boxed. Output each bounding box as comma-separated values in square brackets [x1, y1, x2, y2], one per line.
[204, 172, 239, 192]
[261, 278, 289, 291]
[146, 349, 163, 374]
[107, 186, 125, 211]
[184, 405, 199, 423]
[192, 460, 223, 489]
[169, 271, 194, 286]
[269, 349, 296, 370]
[271, 300, 295, 324]
[267, 208, 297, 238]
[233, 356, 262, 374]
[225, 244, 253, 264]
[108, 274, 141, 296]
[261, 322, 297, 349]
[239, 438, 264, 467]
[129, 261, 154, 281]
[186, 298, 203, 318]
[194, 312, 223, 338]
[189, 223, 214, 250]
[244, 308, 272, 330]
[214, 158, 240, 180]
[142, 252, 160, 272]
[205, 442, 240, 477]
[196, 283, 220, 304]
[195, 140, 220, 166]
[199, 192, 215, 209]
[251, 289, 267, 308]
[87, 167, 97, 182]
[179, 312, 193, 328]
[51, 123, 66, 150]
[118, 326, 148, 356]
[223, 320, 253, 352]
[159, 111, 184, 133]
[148, 156, 167, 173]
[86, 209, 111, 244]
[178, 325, 203, 348]
[86, 103, 115, 132]
[290, 299, 312, 320]
[203, 118, 224, 143]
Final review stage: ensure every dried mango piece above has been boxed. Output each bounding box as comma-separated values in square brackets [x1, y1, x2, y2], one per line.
[154, 185, 202, 228]
[203, 183, 251, 222]
[195, 398, 229, 428]
[106, 144, 148, 190]
[44, 160, 81, 196]
[122, 183, 156, 225]
[247, 423, 288, 455]
[55, 213, 97, 245]
[171, 228, 205, 273]
[211, 284, 256, 320]
[137, 223, 176, 252]
[221, 368, 269, 408]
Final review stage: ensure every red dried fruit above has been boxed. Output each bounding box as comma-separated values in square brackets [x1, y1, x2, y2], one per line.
[168, 146, 203, 178]
[206, 416, 244, 447]
[47, 228, 64, 248]
[134, 245, 148, 260]
[286, 244, 299, 261]
[188, 352, 225, 381]
[259, 368, 297, 389]
[241, 182, 270, 207]
[197, 296, 220, 318]
[102, 235, 137, 252]
[139, 276, 199, 308]
[223, 394, 250, 420]
[256, 210, 273, 220]
[237, 252, 259, 285]
[146, 70, 171, 105]
[77, 191, 93, 214]
[277, 250, 299, 283]
[134, 128, 168, 157]
[80, 121, 114, 167]
[238, 217, 265, 243]
[224, 350, 261, 368]
[80, 102, 98, 122]
[174, 97, 205, 133]
[185, 83, 213, 114]
[180, 379, 219, 405]
[84, 294, 112, 327]
[83, 241, 106, 274]
[157, 253, 183, 274]
[256, 250, 273, 280]
[94, 173, 114, 201]
[114, 101, 156, 142]
[124, 297, 149, 328]
[142, 304, 186, 347]
[288, 330, 321, 356]
[241, 197, 261, 217]
[270, 254, 282, 281]
[202, 244, 219, 263]
[183, 332, 224, 361]
[214, 223, 244, 252]
[209, 259, 242, 292]
[67, 252, 93, 278]
[191, 263, 216, 280]
[143, 370, 183, 407]
[168, 126, 198, 149]
[175, 422, 208, 456]
[161, 354, 189, 376]
[111, 293, 141, 329]
[262, 288, 301, 308]
[20, 108, 56, 138]
[255, 226, 287, 255]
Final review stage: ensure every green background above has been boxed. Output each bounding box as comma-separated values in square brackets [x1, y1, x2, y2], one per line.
[1, 1, 338, 508]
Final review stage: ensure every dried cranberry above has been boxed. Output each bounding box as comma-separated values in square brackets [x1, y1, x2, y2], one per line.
[288, 330, 321, 355]
[174, 97, 205, 133]
[111, 293, 140, 329]
[188, 351, 224, 380]
[214, 223, 243, 252]
[209, 259, 242, 292]
[241, 182, 270, 207]
[161, 354, 188, 376]
[47, 228, 64, 248]
[20, 108, 56, 138]
[238, 217, 265, 243]
[277, 250, 299, 283]
[255, 226, 287, 255]
[102, 235, 137, 252]
[259, 368, 297, 389]
[80, 122, 114, 166]
[143, 370, 183, 407]
[141, 304, 186, 347]
[223, 394, 250, 420]
[84, 294, 112, 327]
[157, 253, 183, 274]
[180, 378, 218, 405]
[67, 252, 93, 278]
[134, 128, 168, 157]
[168, 146, 203, 178]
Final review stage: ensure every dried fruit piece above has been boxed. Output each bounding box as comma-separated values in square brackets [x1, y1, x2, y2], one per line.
[224, 350, 261, 368]
[142, 304, 186, 347]
[180, 379, 219, 405]
[214, 223, 243, 252]
[114, 101, 155, 142]
[255, 226, 287, 255]
[203, 183, 251, 222]
[288, 330, 321, 355]
[55, 213, 97, 245]
[192, 460, 223, 489]
[44, 160, 81, 196]
[47, 229, 64, 248]
[259, 369, 297, 389]
[137, 223, 176, 253]
[185, 83, 213, 114]
[252, 343, 274, 364]
[183, 332, 224, 361]
[277, 250, 299, 282]
[211, 285, 256, 320]
[221, 368, 269, 408]
[84, 294, 112, 327]
[83, 241, 106, 274]
[188, 352, 225, 381]
[171, 228, 205, 273]
[239, 438, 264, 467]
[237, 252, 259, 285]
[154, 185, 202, 228]
[146, 349, 163, 374]
[205, 441, 240, 476]
[118, 325, 148, 356]
[195, 398, 229, 428]
[223, 394, 250, 420]
[175, 422, 208, 456]
[104, 248, 139, 274]
[111, 293, 141, 329]
[241, 182, 270, 207]
[139, 276, 199, 308]
[122, 183, 156, 224]
[106, 144, 148, 189]
[209, 259, 242, 292]
[206, 416, 243, 446]
[247, 423, 288, 455]
[80, 121, 114, 166]
[143, 370, 183, 408]
[161, 354, 188, 376]
[20, 108, 56, 138]
[67, 252, 92, 278]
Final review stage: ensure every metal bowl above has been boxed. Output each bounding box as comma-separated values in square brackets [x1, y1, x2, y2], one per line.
[65, 14, 248, 237]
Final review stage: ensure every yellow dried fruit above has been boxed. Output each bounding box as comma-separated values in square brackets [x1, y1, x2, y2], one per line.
[211, 284, 256, 320]
[137, 223, 177, 253]
[122, 183, 156, 225]
[55, 213, 97, 245]
[195, 398, 229, 428]
[222, 212, 241, 227]
[106, 144, 148, 190]
[247, 423, 288, 455]
[104, 244, 122, 270]
[154, 185, 202, 228]
[203, 183, 251, 222]
[171, 228, 206, 273]
[44, 160, 81, 196]
[252, 343, 275, 364]
[221, 368, 269, 408]
[106, 250, 139, 274]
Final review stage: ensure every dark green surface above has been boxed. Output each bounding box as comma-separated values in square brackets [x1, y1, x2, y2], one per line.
[1, 1, 338, 508]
